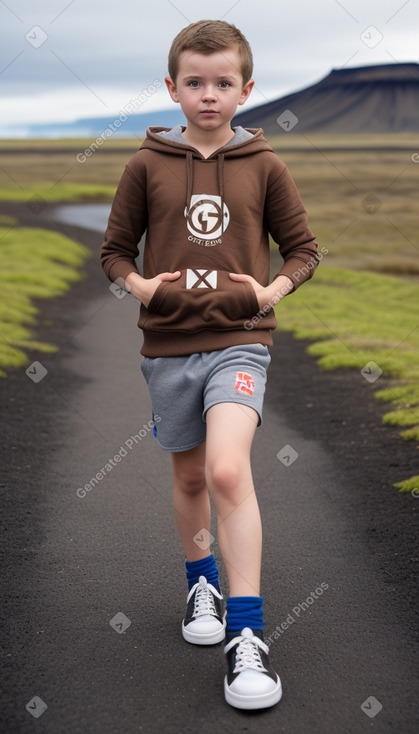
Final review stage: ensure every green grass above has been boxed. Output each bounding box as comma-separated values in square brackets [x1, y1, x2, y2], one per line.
[276, 266, 419, 490]
[0, 225, 89, 376]
[393, 476, 419, 494]
[0, 184, 115, 202]
[0, 214, 18, 226]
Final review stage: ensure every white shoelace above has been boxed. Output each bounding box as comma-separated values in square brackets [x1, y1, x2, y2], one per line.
[193, 582, 217, 617]
[225, 628, 269, 673]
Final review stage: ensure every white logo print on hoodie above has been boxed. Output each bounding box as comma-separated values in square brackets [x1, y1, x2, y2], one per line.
[185, 194, 230, 240]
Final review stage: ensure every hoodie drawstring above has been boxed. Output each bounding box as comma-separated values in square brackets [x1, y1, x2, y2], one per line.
[184, 151, 226, 235]
[185, 150, 194, 216]
[217, 153, 225, 235]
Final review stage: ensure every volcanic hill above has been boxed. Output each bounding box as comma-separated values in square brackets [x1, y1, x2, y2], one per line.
[233, 63, 419, 135]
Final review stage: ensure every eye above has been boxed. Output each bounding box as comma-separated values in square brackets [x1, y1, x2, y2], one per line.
[219, 81, 231, 89]
[187, 80, 200, 88]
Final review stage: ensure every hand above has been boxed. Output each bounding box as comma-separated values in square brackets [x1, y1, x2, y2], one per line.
[125, 270, 181, 308]
[229, 273, 293, 310]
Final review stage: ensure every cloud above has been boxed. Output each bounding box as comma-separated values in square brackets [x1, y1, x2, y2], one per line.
[0, 0, 417, 127]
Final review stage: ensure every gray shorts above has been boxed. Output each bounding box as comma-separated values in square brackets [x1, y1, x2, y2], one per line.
[140, 344, 271, 452]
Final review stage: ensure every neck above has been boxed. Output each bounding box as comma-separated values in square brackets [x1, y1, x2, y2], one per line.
[182, 125, 235, 158]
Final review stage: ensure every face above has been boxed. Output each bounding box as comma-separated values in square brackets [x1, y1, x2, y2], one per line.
[165, 48, 254, 136]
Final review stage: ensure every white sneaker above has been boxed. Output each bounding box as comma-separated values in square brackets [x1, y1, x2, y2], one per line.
[224, 627, 282, 709]
[182, 576, 226, 645]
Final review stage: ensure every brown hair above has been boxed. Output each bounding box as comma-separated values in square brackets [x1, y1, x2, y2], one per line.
[168, 19, 253, 84]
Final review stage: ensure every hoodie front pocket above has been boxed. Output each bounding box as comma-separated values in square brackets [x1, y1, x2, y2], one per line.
[139, 269, 261, 333]
[146, 281, 170, 314]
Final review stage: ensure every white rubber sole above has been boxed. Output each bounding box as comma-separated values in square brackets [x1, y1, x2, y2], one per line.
[182, 621, 226, 645]
[224, 675, 283, 710]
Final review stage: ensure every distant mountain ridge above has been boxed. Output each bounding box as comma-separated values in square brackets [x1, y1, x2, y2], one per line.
[233, 62, 419, 135]
[4, 62, 418, 138]
[16, 109, 186, 139]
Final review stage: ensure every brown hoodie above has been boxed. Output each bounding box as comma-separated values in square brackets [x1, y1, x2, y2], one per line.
[101, 126, 319, 357]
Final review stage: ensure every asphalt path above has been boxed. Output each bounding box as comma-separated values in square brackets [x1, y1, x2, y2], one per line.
[1, 206, 418, 733]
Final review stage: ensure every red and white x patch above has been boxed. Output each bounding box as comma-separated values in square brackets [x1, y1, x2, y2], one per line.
[234, 371, 255, 397]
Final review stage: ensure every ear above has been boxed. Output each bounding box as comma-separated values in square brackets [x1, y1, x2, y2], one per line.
[238, 79, 255, 106]
[165, 75, 180, 103]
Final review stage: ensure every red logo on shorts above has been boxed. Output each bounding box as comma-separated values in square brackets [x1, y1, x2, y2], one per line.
[234, 372, 255, 396]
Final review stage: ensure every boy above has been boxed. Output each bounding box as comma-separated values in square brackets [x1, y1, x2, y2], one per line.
[101, 19, 319, 710]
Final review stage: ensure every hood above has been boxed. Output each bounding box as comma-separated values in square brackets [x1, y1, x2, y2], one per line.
[140, 125, 273, 159]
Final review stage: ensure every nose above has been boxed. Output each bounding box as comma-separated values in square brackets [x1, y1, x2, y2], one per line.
[201, 85, 217, 102]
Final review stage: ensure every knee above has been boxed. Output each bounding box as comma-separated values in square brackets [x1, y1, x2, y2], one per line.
[174, 467, 206, 496]
[206, 459, 243, 500]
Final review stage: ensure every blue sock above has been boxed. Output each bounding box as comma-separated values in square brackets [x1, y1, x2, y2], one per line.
[226, 596, 264, 633]
[185, 554, 220, 592]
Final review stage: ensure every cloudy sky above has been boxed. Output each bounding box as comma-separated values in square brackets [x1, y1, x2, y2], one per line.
[0, 0, 418, 133]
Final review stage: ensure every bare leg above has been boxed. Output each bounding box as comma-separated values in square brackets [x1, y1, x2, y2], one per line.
[171, 443, 212, 562]
[205, 403, 261, 597]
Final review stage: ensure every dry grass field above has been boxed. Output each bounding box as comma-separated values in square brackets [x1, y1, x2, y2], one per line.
[274, 137, 419, 279]
[1, 134, 418, 278]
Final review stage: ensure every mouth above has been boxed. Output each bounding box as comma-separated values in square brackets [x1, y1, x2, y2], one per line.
[201, 110, 218, 115]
